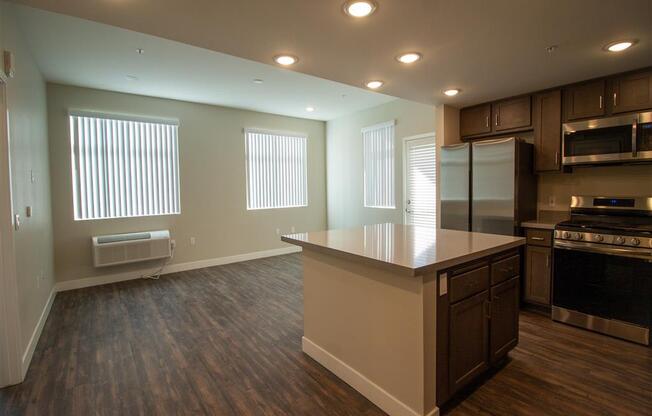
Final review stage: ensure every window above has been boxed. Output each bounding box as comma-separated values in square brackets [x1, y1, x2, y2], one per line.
[69, 112, 180, 220]
[245, 128, 307, 210]
[363, 120, 395, 208]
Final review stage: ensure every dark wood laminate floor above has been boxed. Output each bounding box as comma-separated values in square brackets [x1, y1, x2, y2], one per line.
[1, 253, 651, 416]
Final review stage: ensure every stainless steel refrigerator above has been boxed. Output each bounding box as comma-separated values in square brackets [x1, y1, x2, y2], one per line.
[440, 137, 537, 236]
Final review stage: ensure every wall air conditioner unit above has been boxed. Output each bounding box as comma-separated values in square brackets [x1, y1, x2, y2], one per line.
[92, 230, 171, 268]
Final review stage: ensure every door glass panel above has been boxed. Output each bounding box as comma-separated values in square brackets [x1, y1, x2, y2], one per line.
[404, 136, 436, 228]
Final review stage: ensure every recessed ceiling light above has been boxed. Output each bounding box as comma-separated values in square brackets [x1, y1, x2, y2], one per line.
[343, 1, 377, 18]
[274, 54, 298, 66]
[605, 40, 637, 52]
[443, 88, 460, 97]
[396, 52, 422, 64]
[253, 79, 264, 84]
[306, 106, 315, 112]
[365, 80, 384, 90]
[125, 75, 138, 81]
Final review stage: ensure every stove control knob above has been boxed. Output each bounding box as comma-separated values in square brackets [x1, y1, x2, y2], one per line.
[631, 238, 640, 246]
[563, 231, 571, 239]
[615, 236, 626, 245]
[595, 234, 604, 242]
[575, 233, 584, 240]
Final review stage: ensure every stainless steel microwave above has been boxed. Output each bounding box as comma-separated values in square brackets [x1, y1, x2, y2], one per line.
[562, 111, 652, 166]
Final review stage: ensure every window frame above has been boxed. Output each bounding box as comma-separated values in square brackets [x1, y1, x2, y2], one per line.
[68, 110, 181, 221]
[244, 127, 309, 211]
[362, 120, 396, 209]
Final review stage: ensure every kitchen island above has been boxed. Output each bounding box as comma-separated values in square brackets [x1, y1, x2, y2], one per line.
[281, 224, 525, 416]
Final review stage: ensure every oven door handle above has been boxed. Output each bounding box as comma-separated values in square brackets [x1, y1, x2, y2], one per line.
[554, 240, 652, 261]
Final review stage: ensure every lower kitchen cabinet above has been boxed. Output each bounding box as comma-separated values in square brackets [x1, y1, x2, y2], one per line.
[490, 277, 520, 363]
[437, 249, 521, 405]
[449, 290, 490, 393]
[524, 228, 553, 306]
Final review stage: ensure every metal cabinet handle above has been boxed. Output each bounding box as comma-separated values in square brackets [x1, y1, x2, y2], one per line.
[530, 236, 545, 241]
[485, 116, 489, 128]
[599, 95, 603, 109]
[613, 92, 617, 107]
[495, 113, 500, 127]
[555, 151, 559, 165]
[484, 299, 491, 319]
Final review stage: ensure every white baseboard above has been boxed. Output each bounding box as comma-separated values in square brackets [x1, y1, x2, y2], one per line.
[21, 288, 56, 378]
[55, 245, 302, 292]
[302, 337, 439, 416]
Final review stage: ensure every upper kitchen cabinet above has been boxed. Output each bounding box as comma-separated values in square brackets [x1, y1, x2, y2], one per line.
[610, 71, 652, 114]
[564, 80, 605, 120]
[492, 96, 531, 132]
[533, 90, 562, 172]
[460, 104, 492, 137]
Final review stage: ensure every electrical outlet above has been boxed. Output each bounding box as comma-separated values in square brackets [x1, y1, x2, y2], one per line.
[190, 237, 196, 246]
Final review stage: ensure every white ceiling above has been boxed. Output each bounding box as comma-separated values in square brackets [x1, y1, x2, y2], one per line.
[11, 0, 652, 108]
[11, 4, 395, 121]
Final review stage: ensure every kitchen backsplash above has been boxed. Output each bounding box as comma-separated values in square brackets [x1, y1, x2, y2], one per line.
[537, 164, 652, 212]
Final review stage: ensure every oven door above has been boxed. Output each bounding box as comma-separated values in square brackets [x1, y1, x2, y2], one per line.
[553, 241, 652, 344]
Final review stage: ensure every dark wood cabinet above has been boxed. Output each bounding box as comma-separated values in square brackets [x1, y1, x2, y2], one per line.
[449, 290, 490, 394]
[489, 277, 519, 363]
[533, 90, 562, 172]
[611, 71, 652, 114]
[437, 249, 521, 405]
[460, 104, 491, 137]
[525, 246, 551, 305]
[564, 80, 605, 120]
[492, 96, 531, 132]
[523, 228, 553, 306]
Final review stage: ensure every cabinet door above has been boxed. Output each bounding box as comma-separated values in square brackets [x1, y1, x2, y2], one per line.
[564, 80, 605, 120]
[449, 290, 490, 393]
[525, 246, 551, 305]
[533, 90, 562, 172]
[492, 96, 531, 132]
[460, 104, 491, 137]
[489, 277, 519, 363]
[611, 71, 652, 114]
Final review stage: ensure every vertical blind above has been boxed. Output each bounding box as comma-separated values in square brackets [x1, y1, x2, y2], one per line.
[405, 137, 436, 228]
[363, 120, 395, 208]
[245, 128, 308, 210]
[69, 113, 180, 220]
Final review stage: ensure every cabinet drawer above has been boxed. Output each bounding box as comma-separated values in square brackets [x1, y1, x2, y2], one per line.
[491, 255, 519, 285]
[449, 266, 489, 304]
[525, 229, 552, 247]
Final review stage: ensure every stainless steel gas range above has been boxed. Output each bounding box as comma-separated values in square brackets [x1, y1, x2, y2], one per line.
[552, 196, 652, 345]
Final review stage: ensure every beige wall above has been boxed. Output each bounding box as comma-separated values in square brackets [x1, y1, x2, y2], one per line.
[326, 99, 436, 229]
[538, 165, 652, 212]
[47, 84, 327, 282]
[1, 2, 55, 352]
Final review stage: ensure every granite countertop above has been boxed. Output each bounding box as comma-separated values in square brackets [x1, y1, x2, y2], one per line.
[521, 210, 570, 230]
[281, 223, 525, 276]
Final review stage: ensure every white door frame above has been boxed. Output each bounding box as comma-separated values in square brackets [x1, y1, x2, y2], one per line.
[0, 75, 23, 387]
[401, 132, 436, 225]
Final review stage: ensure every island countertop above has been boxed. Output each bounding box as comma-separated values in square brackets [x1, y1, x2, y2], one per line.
[281, 223, 525, 276]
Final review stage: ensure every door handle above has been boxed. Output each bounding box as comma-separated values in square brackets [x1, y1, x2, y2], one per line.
[599, 95, 603, 109]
